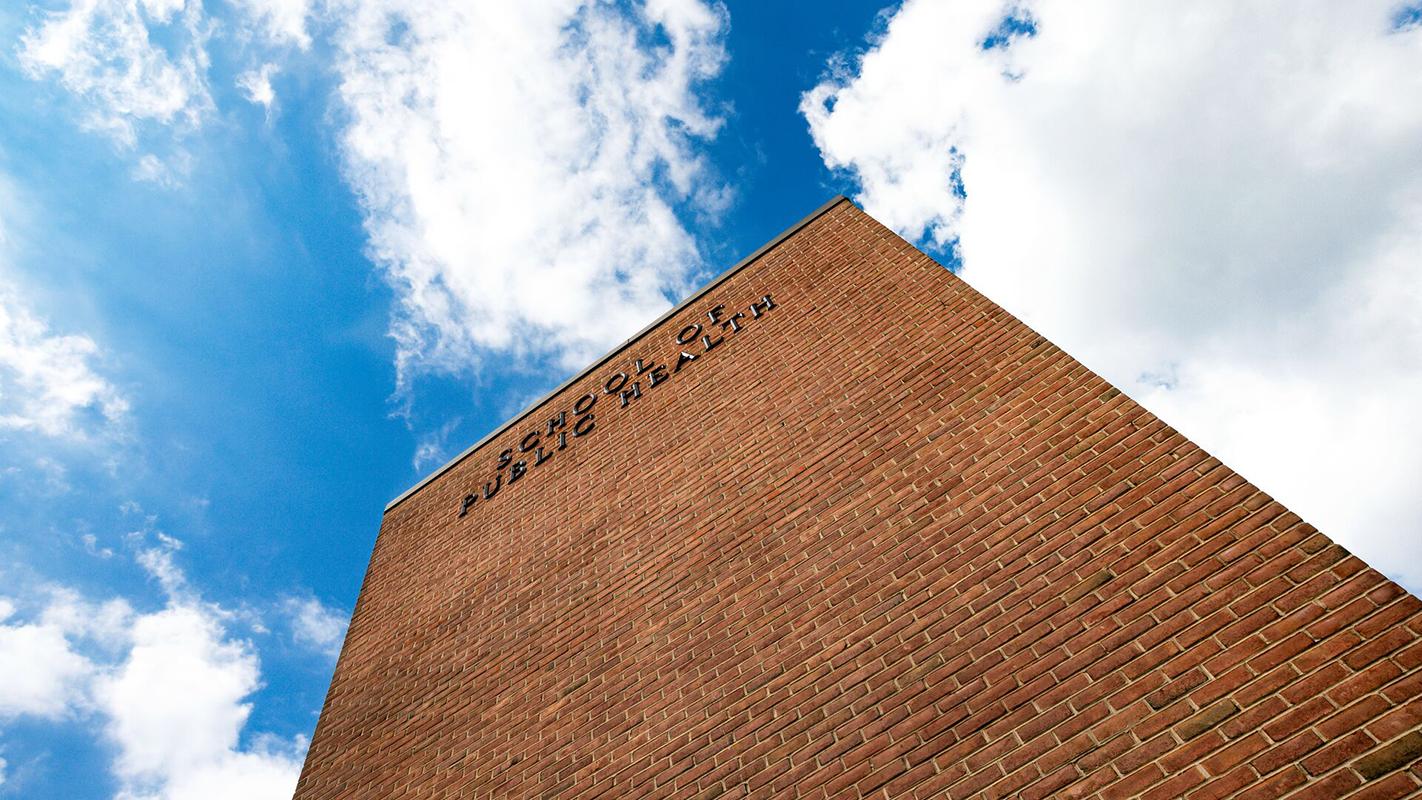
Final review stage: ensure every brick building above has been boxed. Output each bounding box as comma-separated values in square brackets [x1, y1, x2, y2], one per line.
[295, 198, 1422, 798]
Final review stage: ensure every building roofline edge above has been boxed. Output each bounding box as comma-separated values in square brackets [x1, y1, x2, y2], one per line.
[382, 194, 852, 514]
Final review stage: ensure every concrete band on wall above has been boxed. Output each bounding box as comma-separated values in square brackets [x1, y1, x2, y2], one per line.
[298, 199, 1422, 799]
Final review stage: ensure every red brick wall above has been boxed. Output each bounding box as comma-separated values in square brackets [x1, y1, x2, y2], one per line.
[295, 199, 1422, 799]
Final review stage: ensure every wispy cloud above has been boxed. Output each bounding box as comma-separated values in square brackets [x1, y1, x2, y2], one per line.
[803, 0, 1422, 588]
[17, 0, 212, 152]
[236, 62, 279, 115]
[0, 183, 127, 442]
[280, 595, 347, 659]
[411, 415, 460, 471]
[0, 281, 128, 441]
[232, 0, 315, 49]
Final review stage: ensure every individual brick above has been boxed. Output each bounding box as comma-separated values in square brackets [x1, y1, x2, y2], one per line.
[1353, 731, 1422, 781]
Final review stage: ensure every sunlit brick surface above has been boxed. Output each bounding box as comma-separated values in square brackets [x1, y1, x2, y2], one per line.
[295, 200, 1422, 799]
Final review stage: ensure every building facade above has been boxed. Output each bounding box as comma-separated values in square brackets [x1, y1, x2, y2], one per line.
[295, 198, 1422, 798]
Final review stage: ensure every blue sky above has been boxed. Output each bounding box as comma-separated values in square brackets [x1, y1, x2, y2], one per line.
[1, 1, 1420, 797]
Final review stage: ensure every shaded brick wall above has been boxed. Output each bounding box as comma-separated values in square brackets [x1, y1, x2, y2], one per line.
[295, 199, 1422, 799]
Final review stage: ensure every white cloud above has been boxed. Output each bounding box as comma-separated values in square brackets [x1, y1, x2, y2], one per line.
[0, 596, 93, 719]
[103, 538, 305, 798]
[232, 0, 314, 49]
[803, 1, 1422, 588]
[18, 0, 212, 149]
[37, 588, 134, 650]
[96, 604, 302, 800]
[0, 281, 129, 440]
[83, 533, 117, 559]
[281, 596, 347, 658]
[131, 150, 194, 187]
[15, 0, 309, 182]
[410, 416, 460, 471]
[134, 534, 188, 599]
[328, 0, 729, 390]
[236, 63, 278, 113]
[0, 543, 306, 799]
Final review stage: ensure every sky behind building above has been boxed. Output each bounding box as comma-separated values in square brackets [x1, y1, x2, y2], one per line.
[0, 1, 1419, 796]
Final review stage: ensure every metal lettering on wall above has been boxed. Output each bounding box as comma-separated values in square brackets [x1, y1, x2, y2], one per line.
[456, 293, 779, 517]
